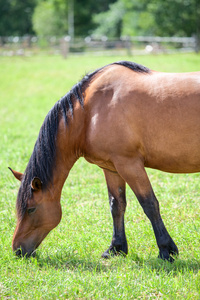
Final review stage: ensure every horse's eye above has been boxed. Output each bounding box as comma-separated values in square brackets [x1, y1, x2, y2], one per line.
[27, 207, 36, 215]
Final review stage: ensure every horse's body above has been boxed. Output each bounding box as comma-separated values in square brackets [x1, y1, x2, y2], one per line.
[84, 66, 200, 174]
[10, 61, 200, 261]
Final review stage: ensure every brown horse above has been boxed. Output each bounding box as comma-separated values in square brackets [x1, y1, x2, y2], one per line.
[10, 61, 200, 261]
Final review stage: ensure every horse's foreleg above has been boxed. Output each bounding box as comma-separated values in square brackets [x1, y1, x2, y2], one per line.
[115, 158, 178, 262]
[102, 170, 128, 258]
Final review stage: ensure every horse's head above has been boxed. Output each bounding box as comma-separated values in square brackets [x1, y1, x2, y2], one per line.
[10, 168, 62, 257]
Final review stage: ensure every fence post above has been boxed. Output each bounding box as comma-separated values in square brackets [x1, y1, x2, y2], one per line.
[125, 36, 132, 56]
[196, 37, 200, 53]
[60, 36, 70, 58]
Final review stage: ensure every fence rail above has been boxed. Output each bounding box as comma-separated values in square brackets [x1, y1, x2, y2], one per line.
[0, 35, 198, 57]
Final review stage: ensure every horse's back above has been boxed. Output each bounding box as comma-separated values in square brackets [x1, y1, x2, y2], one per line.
[84, 65, 200, 173]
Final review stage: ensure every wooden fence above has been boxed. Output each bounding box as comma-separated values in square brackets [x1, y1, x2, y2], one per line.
[0, 35, 198, 57]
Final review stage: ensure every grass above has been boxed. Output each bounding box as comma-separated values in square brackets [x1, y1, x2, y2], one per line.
[0, 53, 200, 299]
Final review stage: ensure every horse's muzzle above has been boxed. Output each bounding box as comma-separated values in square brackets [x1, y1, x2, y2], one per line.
[14, 247, 36, 258]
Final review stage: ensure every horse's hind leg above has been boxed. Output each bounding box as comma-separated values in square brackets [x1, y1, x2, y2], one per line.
[115, 158, 178, 262]
[102, 170, 128, 258]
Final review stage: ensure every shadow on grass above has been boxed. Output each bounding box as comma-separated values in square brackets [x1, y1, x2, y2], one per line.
[147, 258, 200, 274]
[129, 252, 200, 274]
[34, 251, 113, 273]
[32, 249, 200, 275]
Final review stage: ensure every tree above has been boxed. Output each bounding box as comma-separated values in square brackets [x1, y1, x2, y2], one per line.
[73, 0, 116, 36]
[92, 1, 126, 38]
[32, 0, 116, 38]
[0, 0, 37, 36]
[93, 0, 200, 42]
[150, 0, 200, 51]
[32, 1, 68, 37]
[149, 0, 200, 37]
[92, 0, 156, 38]
[121, 0, 155, 36]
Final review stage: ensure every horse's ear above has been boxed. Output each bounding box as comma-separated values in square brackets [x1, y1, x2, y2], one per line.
[31, 177, 42, 191]
[8, 167, 23, 181]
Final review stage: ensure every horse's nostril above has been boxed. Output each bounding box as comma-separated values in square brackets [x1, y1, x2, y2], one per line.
[15, 248, 22, 257]
[14, 247, 36, 258]
[31, 250, 36, 257]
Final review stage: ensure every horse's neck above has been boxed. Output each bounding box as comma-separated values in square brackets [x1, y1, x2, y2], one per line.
[52, 113, 84, 191]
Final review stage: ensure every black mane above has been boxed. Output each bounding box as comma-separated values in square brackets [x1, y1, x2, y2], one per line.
[16, 61, 150, 218]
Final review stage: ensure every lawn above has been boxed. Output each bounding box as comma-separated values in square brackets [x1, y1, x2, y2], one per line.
[0, 53, 200, 299]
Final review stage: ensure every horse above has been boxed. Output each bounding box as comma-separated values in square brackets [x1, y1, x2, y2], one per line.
[10, 61, 200, 262]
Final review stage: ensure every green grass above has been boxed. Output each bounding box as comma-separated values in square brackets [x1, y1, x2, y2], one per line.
[0, 53, 200, 299]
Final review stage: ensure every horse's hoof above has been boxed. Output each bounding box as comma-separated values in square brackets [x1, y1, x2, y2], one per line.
[101, 246, 127, 259]
[101, 250, 111, 259]
[158, 247, 178, 262]
[158, 253, 174, 263]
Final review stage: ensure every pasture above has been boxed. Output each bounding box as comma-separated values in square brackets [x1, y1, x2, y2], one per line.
[0, 53, 200, 299]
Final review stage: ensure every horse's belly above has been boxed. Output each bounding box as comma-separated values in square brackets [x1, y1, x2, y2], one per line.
[136, 93, 200, 174]
[143, 137, 200, 173]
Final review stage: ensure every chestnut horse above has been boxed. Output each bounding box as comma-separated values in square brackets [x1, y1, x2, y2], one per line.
[10, 61, 200, 261]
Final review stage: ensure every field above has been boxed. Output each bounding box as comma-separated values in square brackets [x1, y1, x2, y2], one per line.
[0, 53, 200, 299]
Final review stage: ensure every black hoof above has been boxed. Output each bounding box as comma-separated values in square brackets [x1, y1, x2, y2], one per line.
[158, 252, 175, 263]
[158, 241, 179, 262]
[102, 245, 127, 259]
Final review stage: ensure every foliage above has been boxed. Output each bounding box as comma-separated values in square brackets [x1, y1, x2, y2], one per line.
[93, 0, 200, 39]
[32, 1, 68, 37]
[32, 0, 116, 38]
[149, 0, 200, 37]
[0, 53, 200, 299]
[93, 0, 154, 37]
[121, 0, 155, 36]
[0, 0, 37, 36]
[73, 0, 116, 37]
[93, 1, 126, 38]
[0, 0, 199, 41]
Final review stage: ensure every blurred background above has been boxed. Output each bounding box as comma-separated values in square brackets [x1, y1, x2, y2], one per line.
[0, 0, 200, 57]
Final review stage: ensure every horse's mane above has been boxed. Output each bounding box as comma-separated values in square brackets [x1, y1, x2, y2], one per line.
[16, 61, 150, 218]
